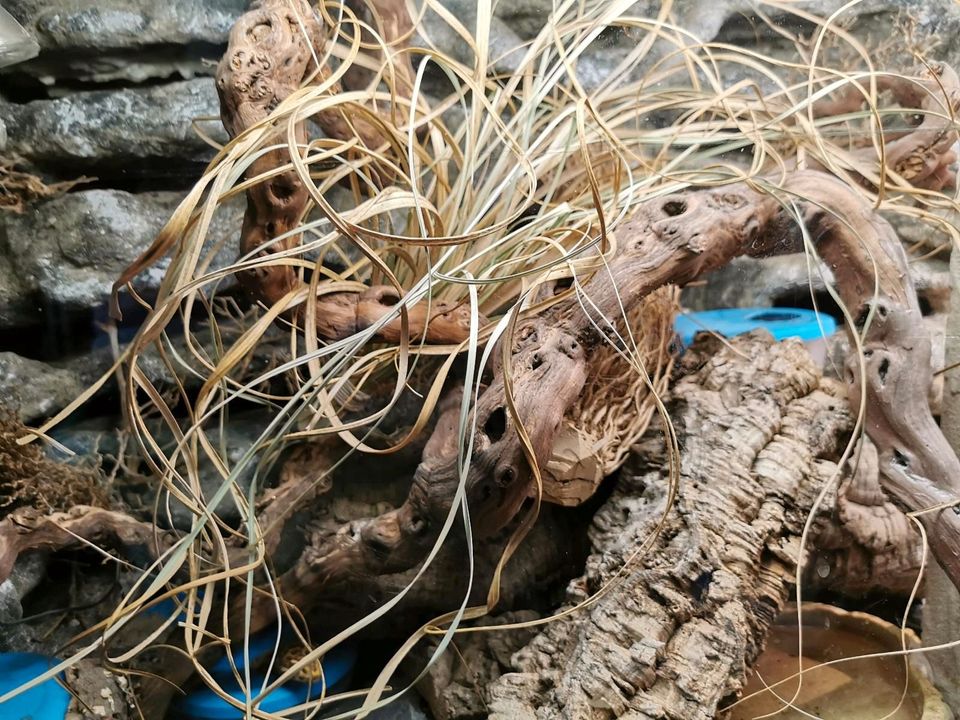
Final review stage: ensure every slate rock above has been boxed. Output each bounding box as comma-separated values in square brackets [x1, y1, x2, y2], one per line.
[3, 0, 246, 82]
[3, 188, 244, 313]
[0, 581, 29, 651]
[0, 553, 47, 652]
[49, 410, 268, 531]
[0, 351, 86, 422]
[0, 227, 33, 328]
[1, 78, 225, 172]
[416, 2, 525, 75]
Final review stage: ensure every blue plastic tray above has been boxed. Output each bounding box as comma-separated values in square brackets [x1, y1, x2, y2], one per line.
[176, 639, 358, 719]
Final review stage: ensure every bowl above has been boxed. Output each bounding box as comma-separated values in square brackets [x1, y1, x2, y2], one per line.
[729, 603, 951, 720]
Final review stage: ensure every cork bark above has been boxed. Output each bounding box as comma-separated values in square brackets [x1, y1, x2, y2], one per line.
[485, 332, 855, 720]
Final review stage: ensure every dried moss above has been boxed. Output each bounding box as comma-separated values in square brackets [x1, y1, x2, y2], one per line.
[0, 156, 91, 214]
[0, 408, 110, 514]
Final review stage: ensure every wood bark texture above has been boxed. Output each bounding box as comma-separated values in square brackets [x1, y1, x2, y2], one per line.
[5, 6, 960, 718]
[200, 5, 960, 635]
[0, 507, 172, 583]
[298, 157, 960, 616]
[808, 436, 925, 597]
[481, 332, 854, 720]
[216, 0, 473, 345]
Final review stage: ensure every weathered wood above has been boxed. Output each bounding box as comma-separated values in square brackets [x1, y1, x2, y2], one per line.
[15, 8, 960, 717]
[295, 163, 960, 616]
[0, 507, 171, 582]
[483, 332, 853, 719]
[208, 2, 960, 630]
[808, 437, 925, 597]
[216, 0, 472, 344]
[808, 65, 959, 191]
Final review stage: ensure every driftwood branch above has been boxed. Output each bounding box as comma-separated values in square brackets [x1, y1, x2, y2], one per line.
[808, 437, 925, 597]
[0, 507, 172, 581]
[809, 67, 959, 191]
[295, 155, 960, 620]
[6, 7, 960, 718]
[213, 5, 960, 629]
[217, 0, 472, 344]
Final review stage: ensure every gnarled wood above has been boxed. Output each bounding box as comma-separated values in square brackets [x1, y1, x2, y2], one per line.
[809, 437, 925, 597]
[342, 0, 417, 97]
[295, 161, 960, 620]
[808, 63, 959, 191]
[217, 0, 472, 345]
[211, 4, 960, 629]
[0, 507, 172, 582]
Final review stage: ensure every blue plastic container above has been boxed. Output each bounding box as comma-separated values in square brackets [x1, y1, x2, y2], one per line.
[0, 653, 71, 720]
[675, 307, 837, 348]
[176, 639, 358, 719]
[175, 677, 306, 720]
[209, 630, 286, 677]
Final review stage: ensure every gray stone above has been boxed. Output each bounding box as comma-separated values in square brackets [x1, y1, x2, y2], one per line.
[0, 580, 29, 651]
[46, 416, 124, 463]
[480, 0, 960, 94]
[490, 0, 740, 46]
[416, 2, 525, 75]
[7, 551, 46, 598]
[109, 411, 267, 530]
[5, 0, 244, 51]
[1, 78, 225, 170]
[3, 0, 246, 82]
[44, 409, 267, 530]
[0, 351, 86, 421]
[682, 254, 950, 315]
[0, 223, 34, 327]
[3, 188, 244, 313]
[364, 695, 430, 720]
[0, 551, 48, 652]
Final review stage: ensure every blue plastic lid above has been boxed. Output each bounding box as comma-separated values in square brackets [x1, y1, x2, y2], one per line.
[175, 676, 305, 720]
[178, 641, 358, 719]
[209, 630, 284, 677]
[675, 307, 837, 347]
[0, 653, 71, 720]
